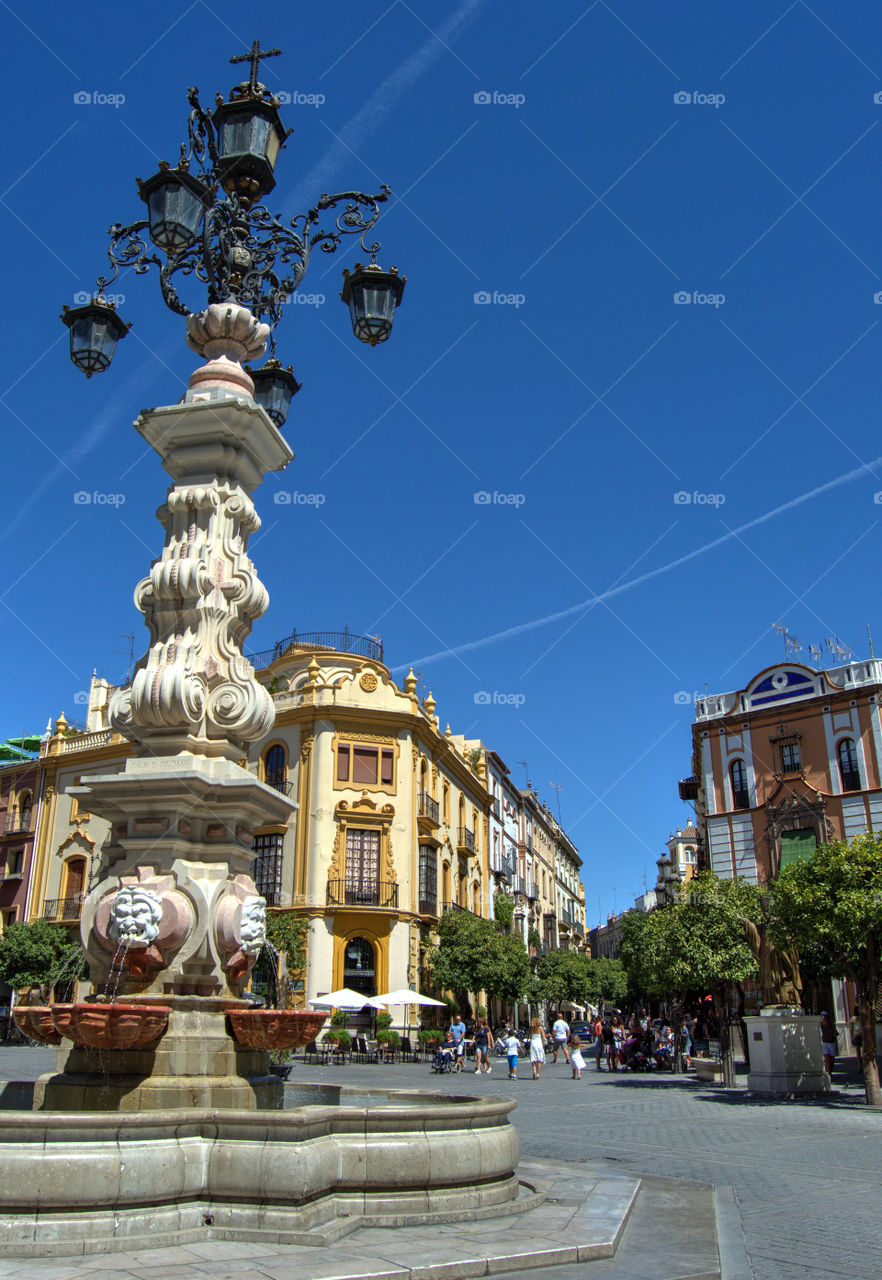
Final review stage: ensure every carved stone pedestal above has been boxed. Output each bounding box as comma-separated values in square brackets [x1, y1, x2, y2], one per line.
[745, 1008, 830, 1096]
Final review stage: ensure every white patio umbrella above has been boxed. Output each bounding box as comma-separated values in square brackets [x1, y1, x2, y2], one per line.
[310, 988, 386, 1009]
[373, 988, 447, 1007]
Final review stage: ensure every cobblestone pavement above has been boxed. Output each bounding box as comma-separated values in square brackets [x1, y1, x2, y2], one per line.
[2, 1046, 880, 1279]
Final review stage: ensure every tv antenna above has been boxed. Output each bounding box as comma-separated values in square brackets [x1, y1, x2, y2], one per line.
[115, 632, 135, 684]
[517, 760, 529, 788]
[549, 782, 563, 825]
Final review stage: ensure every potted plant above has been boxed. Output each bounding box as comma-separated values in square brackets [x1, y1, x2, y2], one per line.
[268, 1049, 293, 1079]
[323, 1027, 352, 1053]
[375, 1011, 400, 1060]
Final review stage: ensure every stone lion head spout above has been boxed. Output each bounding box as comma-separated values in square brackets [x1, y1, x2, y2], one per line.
[108, 886, 163, 949]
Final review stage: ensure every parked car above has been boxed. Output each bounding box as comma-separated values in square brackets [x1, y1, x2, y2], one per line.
[567, 1020, 595, 1043]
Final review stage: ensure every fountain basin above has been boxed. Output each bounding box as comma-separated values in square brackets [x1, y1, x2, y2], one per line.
[0, 1091, 523, 1255]
[12, 1008, 62, 1046]
[49, 1003, 169, 1050]
[227, 1008, 327, 1049]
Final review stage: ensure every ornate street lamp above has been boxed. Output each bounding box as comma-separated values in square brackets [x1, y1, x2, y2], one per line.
[62, 39, 405, 409]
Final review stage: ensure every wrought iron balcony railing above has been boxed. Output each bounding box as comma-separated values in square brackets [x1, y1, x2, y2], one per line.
[3, 810, 33, 835]
[327, 879, 398, 909]
[419, 792, 439, 823]
[442, 900, 478, 916]
[418, 896, 438, 916]
[264, 777, 293, 796]
[457, 826, 475, 852]
[41, 896, 84, 921]
[247, 629, 383, 671]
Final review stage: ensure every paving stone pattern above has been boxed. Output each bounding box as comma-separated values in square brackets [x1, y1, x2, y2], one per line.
[1, 1047, 881, 1279]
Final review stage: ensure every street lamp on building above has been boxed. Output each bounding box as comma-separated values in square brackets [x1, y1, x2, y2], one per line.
[61, 39, 405, 423]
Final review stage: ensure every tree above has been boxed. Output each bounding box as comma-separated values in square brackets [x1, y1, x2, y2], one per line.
[620, 875, 761, 1078]
[265, 912, 308, 972]
[534, 948, 588, 1010]
[584, 957, 628, 1006]
[493, 891, 514, 934]
[427, 910, 531, 1012]
[771, 832, 882, 1107]
[0, 920, 86, 996]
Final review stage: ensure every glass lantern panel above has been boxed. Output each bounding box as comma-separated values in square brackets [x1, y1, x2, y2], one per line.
[221, 111, 271, 160]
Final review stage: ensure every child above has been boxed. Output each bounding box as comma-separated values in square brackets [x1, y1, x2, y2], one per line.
[570, 1035, 585, 1079]
[504, 1030, 521, 1079]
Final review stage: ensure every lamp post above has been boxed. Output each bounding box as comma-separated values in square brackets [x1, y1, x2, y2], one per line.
[44, 43, 407, 1113]
[61, 38, 405, 421]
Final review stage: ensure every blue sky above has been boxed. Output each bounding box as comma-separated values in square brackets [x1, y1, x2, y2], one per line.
[3, 1, 882, 919]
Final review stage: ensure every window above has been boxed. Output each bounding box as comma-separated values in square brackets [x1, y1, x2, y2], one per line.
[18, 792, 32, 828]
[344, 827, 380, 902]
[419, 845, 437, 914]
[7, 849, 23, 876]
[779, 740, 802, 774]
[442, 783, 450, 825]
[780, 828, 816, 869]
[335, 742, 395, 789]
[252, 832, 284, 905]
[64, 857, 87, 903]
[837, 738, 861, 792]
[730, 759, 749, 810]
[264, 744, 287, 791]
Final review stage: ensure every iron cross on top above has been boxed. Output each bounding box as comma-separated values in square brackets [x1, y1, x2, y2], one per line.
[230, 40, 282, 92]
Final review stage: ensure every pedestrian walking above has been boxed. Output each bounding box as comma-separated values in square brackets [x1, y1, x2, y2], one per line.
[529, 1016, 546, 1079]
[820, 1011, 838, 1078]
[603, 1016, 617, 1071]
[570, 1035, 585, 1079]
[593, 1015, 604, 1071]
[449, 1013, 466, 1071]
[504, 1030, 521, 1079]
[551, 1014, 570, 1064]
[471, 1017, 493, 1074]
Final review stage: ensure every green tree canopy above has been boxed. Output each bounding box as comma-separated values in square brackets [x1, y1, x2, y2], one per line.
[427, 909, 530, 1008]
[584, 956, 628, 1005]
[534, 948, 588, 1009]
[771, 832, 882, 1107]
[265, 912, 308, 972]
[0, 920, 86, 995]
[493, 891, 514, 934]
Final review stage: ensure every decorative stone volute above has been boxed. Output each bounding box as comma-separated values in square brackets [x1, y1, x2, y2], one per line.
[185, 302, 269, 401]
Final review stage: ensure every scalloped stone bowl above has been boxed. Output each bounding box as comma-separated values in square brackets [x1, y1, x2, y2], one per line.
[12, 1007, 62, 1046]
[227, 1009, 327, 1050]
[49, 1003, 169, 1050]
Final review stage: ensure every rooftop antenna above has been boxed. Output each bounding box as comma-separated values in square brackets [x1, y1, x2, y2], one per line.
[115, 632, 135, 684]
[549, 782, 563, 825]
[517, 760, 528, 788]
[868, 624, 875, 659]
[772, 622, 787, 656]
[808, 643, 822, 669]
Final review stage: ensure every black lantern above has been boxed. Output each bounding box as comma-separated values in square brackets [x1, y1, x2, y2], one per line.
[61, 299, 131, 377]
[212, 94, 289, 203]
[137, 163, 213, 252]
[340, 263, 406, 346]
[250, 360, 302, 427]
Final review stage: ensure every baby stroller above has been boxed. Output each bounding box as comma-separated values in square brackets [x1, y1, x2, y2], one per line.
[431, 1045, 456, 1073]
[622, 1033, 653, 1072]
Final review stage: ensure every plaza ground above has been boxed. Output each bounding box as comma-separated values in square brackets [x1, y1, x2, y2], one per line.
[0, 1046, 880, 1279]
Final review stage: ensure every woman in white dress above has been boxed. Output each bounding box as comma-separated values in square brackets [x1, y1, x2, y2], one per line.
[529, 1016, 546, 1079]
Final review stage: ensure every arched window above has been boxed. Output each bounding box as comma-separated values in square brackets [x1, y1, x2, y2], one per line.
[838, 738, 861, 792]
[441, 860, 451, 907]
[64, 857, 87, 907]
[264, 744, 287, 792]
[343, 936, 376, 998]
[442, 783, 450, 825]
[18, 792, 32, 830]
[472, 882, 480, 914]
[730, 759, 749, 810]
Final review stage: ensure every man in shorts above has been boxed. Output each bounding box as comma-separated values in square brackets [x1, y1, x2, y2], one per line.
[551, 1014, 570, 1064]
[449, 1014, 466, 1071]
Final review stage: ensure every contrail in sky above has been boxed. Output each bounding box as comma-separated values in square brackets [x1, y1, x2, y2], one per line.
[283, 0, 487, 217]
[394, 457, 882, 674]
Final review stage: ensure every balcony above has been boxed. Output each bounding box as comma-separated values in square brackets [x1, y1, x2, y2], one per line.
[42, 896, 84, 922]
[264, 777, 294, 796]
[457, 826, 475, 853]
[3, 810, 33, 835]
[678, 776, 699, 801]
[0, 868, 23, 881]
[527, 881, 539, 901]
[327, 879, 398, 909]
[418, 896, 439, 917]
[419, 792, 440, 824]
[247, 628, 383, 671]
[442, 900, 478, 916]
[840, 769, 862, 793]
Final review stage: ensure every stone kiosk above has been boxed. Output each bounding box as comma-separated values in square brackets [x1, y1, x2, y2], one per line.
[744, 1007, 830, 1096]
